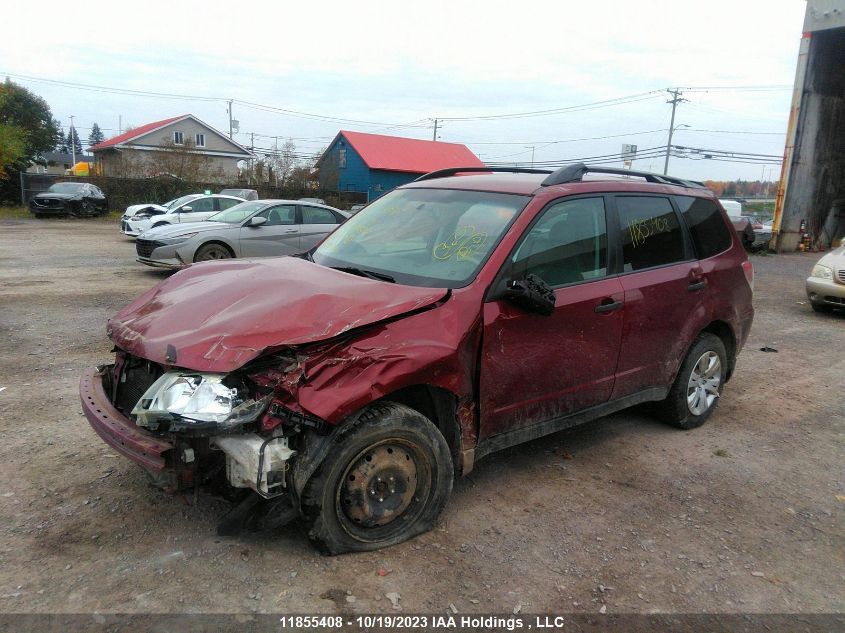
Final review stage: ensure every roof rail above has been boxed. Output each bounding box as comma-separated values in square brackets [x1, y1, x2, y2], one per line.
[541, 163, 707, 189]
[414, 166, 552, 182]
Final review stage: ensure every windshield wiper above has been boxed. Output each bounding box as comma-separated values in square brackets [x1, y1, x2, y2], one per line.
[332, 266, 395, 283]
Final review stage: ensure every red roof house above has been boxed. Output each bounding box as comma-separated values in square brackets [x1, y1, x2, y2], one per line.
[316, 130, 485, 200]
[90, 114, 253, 182]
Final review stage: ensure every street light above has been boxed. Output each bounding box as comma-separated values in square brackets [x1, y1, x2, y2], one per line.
[663, 123, 690, 175]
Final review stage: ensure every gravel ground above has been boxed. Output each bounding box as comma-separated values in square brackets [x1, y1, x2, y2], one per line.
[0, 219, 842, 617]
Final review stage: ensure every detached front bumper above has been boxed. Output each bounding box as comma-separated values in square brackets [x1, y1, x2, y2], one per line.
[79, 366, 174, 471]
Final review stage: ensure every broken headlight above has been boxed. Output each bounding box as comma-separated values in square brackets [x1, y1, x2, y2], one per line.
[132, 372, 241, 426]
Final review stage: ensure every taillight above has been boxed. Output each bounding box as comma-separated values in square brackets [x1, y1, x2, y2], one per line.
[741, 260, 754, 292]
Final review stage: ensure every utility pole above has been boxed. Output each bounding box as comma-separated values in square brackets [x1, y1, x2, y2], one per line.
[118, 114, 122, 135]
[526, 145, 535, 168]
[663, 88, 686, 175]
[432, 118, 438, 142]
[69, 115, 76, 166]
[228, 100, 234, 139]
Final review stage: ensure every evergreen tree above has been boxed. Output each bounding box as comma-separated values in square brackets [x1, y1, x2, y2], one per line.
[54, 119, 68, 152]
[88, 122, 105, 147]
[66, 127, 83, 155]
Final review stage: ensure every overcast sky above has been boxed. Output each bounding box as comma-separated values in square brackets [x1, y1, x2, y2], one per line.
[3, 0, 806, 181]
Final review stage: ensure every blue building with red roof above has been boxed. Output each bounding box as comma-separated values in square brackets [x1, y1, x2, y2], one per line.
[316, 131, 485, 201]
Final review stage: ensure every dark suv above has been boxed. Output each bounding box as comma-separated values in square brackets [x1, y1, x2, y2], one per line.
[80, 164, 754, 554]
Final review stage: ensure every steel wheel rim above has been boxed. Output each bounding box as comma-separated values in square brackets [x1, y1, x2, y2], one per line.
[336, 439, 431, 541]
[198, 246, 230, 260]
[686, 351, 721, 415]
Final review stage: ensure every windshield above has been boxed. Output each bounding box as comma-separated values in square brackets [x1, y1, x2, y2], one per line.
[47, 183, 85, 194]
[208, 201, 267, 223]
[313, 188, 529, 288]
[167, 194, 201, 210]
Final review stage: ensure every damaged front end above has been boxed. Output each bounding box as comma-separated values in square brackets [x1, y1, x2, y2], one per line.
[80, 350, 319, 529]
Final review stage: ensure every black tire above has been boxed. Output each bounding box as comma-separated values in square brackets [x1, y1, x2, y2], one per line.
[655, 333, 727, 430]
[194, 242, 234, 262]
[811, 303, 832, 313]
[300, 402, 453, 555]
[81, 200, 96, 217]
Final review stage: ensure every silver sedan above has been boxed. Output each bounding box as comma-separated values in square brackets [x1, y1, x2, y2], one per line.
[135, 200, 349, 268]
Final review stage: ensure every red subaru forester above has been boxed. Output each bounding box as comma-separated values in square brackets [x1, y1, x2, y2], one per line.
[81, 164, 754, 554]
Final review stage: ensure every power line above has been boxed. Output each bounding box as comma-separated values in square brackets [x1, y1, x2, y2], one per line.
[437, 91, 664, 121]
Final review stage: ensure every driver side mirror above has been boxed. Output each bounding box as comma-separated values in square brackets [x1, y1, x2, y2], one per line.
[506, 274, 556, 316]
[246, 216, 267, 227]
[180, 205, 192, 213]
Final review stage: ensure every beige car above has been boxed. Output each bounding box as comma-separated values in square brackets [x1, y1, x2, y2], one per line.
[806, 245, 845, 312]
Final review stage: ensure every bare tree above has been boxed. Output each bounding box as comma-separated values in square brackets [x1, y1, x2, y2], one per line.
[148, 138, 224, 182]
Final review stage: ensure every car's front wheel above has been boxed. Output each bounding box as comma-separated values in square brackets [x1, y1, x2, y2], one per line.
[656, 333, 727, 429]
[194, 243, 233, 262]
[300, 402, 453, 554]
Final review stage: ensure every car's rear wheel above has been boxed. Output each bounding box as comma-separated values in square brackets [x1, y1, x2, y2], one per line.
[300, 402, 453, 554]
[194, 243, 233, 262]
[656, 333, 727, 429]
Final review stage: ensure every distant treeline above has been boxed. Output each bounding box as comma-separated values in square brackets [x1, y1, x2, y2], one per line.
[704, 180, 779, 198]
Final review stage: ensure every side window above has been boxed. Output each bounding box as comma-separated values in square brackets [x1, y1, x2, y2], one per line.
[511, 197, 607, 287]
[259, 205, 296, 226]
[217, 197, 241, 211]
[184, 197, 215, 213]
[676, 196, 732, 259]
[302, 206, 339, 225]
[616, 196, 685, 272]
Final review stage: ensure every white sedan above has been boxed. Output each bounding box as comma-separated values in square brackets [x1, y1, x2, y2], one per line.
[121, 194, 245, 237]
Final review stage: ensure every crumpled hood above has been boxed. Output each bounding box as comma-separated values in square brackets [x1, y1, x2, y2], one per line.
[108, 257, 448, 372]
[125, 203, 167, 217]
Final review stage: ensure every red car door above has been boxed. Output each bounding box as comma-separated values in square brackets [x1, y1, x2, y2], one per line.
[479, 196, 624, 440]
[609, 194, 709, 399]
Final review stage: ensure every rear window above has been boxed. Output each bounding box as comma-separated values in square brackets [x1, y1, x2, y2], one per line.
[676, 196, 732, 259]
[616, 196, 686, 272]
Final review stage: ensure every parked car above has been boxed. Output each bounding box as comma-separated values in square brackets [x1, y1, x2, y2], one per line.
[349, 204, 366, 215]
[123, 199, 176, 220]
[29, 182, 108, 217]
[718, 199, 755, 250]
[120, 198, 185, 236]
[123, 194, 245, 237]
[135, 200, 348, 268]
[220, 188, 259, 201]
[81, 163, 753, 554]
[806, 245, 845, 312]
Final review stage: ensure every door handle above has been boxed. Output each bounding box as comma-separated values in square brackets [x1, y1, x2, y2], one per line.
[594, 299, 624, 313]
[688, 279, 707, 292]
[283, 229, 298, 233]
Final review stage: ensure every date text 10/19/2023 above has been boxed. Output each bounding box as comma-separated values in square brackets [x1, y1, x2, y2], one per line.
[278, 615, 574, 630]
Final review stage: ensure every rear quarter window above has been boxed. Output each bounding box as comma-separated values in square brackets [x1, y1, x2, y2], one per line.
[676, 196, 732, 259]
[616, 196, 685, 272]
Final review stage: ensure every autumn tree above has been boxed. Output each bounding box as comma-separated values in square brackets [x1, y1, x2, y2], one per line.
[0, 79, 59, 178]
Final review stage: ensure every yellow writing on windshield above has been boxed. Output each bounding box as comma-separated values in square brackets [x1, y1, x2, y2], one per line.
[434, 226, 488, 261]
